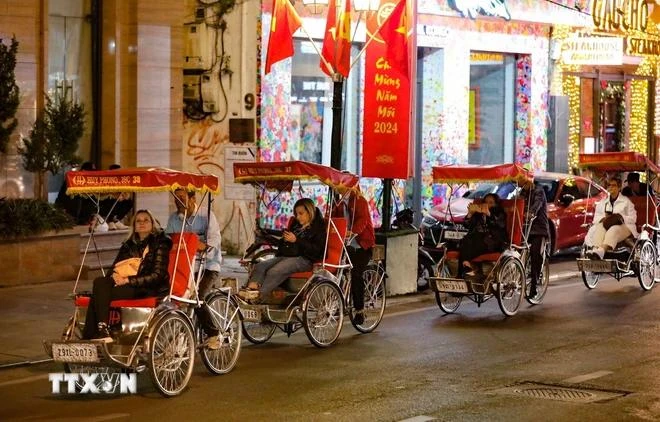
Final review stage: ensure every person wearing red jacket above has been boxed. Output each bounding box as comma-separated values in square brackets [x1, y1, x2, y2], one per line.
[336, 190, 375, 325]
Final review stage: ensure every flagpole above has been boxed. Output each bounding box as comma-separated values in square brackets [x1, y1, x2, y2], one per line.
[349, 13, 390, 72]
[298, 23, 335, 75]
[350, 0, 410, 72]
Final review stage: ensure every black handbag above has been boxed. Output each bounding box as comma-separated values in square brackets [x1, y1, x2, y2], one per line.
[602, 213, 623, 230]
[278, 240, 300, 257]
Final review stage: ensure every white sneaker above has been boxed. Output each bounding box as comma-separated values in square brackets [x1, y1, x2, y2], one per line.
[114, 221, 129, 230]
[588, 247, 605, 260]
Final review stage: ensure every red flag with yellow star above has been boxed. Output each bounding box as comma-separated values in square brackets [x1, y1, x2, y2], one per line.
[320, 0, 351, 77]
[265, 0, 302, 74]
[377, 0, 409, 76]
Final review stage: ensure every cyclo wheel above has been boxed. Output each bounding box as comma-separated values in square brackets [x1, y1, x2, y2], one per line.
[349, 263, 386, 334]
[525, 243, 550, 305]
[496, 257, 525, 316]
[242, 320, 276, 344]
[635, 239, 656, 291]
[434, 262, 462, 314]
[148, 311, 195, 397]
[199, 293, 242, 375]
[303, 280, 344, 348]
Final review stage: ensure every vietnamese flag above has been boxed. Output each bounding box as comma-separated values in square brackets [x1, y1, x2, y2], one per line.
[265, 0, 302, 74]
[377, 0, 409, 77]
[320, 0, 351, 77]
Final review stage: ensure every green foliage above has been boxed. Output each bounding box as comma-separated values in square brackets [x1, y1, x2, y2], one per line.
[0, 198, 74, 238]
[20, 93, 85, 175]
[0, 36, 20, 154]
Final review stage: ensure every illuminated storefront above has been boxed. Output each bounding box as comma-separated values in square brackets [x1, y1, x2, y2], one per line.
[258, 1, 588, 223]
[552, 0, 660, 171]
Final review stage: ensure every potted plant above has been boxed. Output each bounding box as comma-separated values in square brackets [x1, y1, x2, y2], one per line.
[0, 36, 19, 154]
[19, 91, 85, 200]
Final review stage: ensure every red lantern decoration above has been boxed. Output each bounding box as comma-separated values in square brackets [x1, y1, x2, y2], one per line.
[624, 80, 631, 90]
[600, 80, 608, 89]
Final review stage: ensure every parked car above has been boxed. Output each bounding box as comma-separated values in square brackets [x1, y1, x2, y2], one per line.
[422, 172, 607, 255]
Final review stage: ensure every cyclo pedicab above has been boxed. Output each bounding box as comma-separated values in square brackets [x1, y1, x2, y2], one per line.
[44, 167, 242, 397]
[428, 163, 550, 316]
[232, 160, 387, 347]
[576, 152, 659, 291]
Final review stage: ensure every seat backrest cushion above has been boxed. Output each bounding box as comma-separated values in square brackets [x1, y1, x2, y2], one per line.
[500, 199, 525, 247]
[168, 232, 199, 297]
[326, 217, 347, 267]
[627, 196, 658, 233]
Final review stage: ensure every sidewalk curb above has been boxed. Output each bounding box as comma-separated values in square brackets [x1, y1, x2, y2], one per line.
[550, 271, 581, 283]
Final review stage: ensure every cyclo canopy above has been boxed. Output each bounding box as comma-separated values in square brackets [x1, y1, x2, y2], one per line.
[65, 167, 220, 195]
[233, 160, 360, 193]
[578, 152, 660, 174]
[432, 163, 534, 185]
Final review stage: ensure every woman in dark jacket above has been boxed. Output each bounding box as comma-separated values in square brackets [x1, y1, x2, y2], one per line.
[239, 198, 326, 303]
[459, 193, 507, 276]
[82, 209, 172, 341]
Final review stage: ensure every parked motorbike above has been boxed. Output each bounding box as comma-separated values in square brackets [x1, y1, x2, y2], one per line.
[239, 221, 282, 273]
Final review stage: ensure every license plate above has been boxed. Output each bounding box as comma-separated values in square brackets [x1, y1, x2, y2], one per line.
[241, 309, 261, 322]
[52, 343, 98, 363]
[444, 231, 466, 240]
[578, 260, 613, 273]
[435, 279, 469, 293]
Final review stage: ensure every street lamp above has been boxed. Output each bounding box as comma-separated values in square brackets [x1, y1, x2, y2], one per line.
[305, 0, 379, 170]
[301, 0, 329, 15]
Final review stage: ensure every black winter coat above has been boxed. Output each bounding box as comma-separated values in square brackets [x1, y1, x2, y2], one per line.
[276, 212, 327, 262]
[526, 184, 550, 238]
[113, 230, 172, 295]
[463, 205, 508, 251]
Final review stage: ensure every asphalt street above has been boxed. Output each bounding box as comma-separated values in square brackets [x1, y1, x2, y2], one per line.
[1, 263, 660, 421]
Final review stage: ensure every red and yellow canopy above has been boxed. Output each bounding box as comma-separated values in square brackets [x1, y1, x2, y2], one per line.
[432, 163, 533, 184]
[233, 161, 360, 192]
[65, 167, 220, 195]
[578, 152, 660, 174]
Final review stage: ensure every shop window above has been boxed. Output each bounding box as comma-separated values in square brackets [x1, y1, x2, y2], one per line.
[468, 51, 517, 165]
[289, 40, 362, 172]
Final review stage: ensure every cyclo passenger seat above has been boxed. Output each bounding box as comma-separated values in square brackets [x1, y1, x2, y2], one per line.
[611, 196, 659, 251]
[444, 199, 525, 263]
[74, 232, 199, 308]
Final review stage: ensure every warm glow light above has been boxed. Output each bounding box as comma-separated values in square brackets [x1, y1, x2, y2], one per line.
[629, 79, 649, 154]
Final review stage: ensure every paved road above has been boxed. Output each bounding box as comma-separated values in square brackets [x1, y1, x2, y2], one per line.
[2, 271, 660, 421]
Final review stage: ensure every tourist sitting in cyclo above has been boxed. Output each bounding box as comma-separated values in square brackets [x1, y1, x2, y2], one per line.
[585, 175, 638, 260]
[82, 209, 172, 342]
[239, 198, 326, 303]
[459, 193, 508, 277]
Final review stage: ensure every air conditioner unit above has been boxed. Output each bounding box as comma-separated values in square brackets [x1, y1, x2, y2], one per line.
[184, 22, 210, 70]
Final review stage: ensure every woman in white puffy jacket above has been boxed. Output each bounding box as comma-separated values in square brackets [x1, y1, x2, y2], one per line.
[585, 175, 638, 259]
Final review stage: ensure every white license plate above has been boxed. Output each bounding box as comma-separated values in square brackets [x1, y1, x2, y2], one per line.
[444, 231, 466, 240]
[241, 309, 261, 322]
[52, 343, 98, 363]
[435, 279, 469, 293]
[579, 260, 613, 273]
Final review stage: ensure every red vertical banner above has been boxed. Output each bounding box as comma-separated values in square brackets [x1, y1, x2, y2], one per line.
[362, 0, 412, 179]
